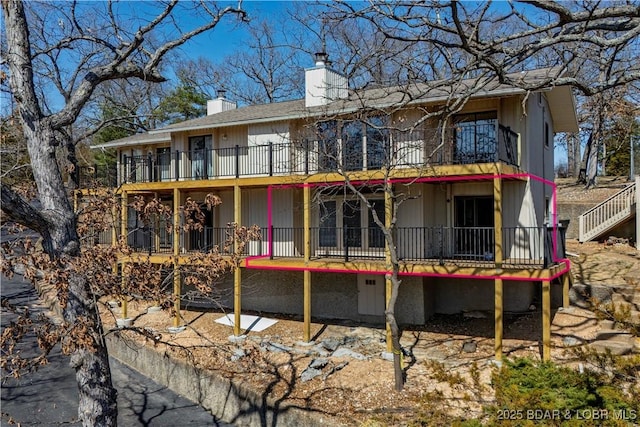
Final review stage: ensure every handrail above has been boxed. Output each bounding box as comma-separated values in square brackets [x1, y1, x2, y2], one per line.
[579, 183, 636, 242]
[108, 122, 520, 186]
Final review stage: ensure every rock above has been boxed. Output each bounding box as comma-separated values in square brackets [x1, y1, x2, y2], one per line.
[562, 336, 582, 347]
[300, 367, 322, 382]
[309, 358, 329, 369]
[321, 338, 341, 352]
[380, 351, 394, 362]
[462, 340, 477, 353]
[311, 344, 330, 357]
[332, 348, 368, 360]
[588, 341, 633, 356]
[323, 362, 348, 380]
[569, 284, 614, 307]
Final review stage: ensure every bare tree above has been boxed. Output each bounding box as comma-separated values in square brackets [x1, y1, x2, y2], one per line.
[324, 1, 639, 188]
[301, 0, 640, 391]
[0, 1, 246, 425]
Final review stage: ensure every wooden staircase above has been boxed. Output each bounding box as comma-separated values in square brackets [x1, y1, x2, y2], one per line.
[578, 182, 637, 243]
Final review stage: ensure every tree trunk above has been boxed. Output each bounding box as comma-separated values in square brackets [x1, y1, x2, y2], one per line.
[2, 2, 118, 424]
[385, 271, 404, 392]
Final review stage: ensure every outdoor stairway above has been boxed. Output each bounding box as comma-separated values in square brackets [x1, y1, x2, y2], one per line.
[578, 182, 636, 242]
[588, 285, 640, 355]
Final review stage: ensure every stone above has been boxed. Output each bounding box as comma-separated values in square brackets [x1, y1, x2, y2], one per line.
[332, 348, 367, 360]
[380, 351, 394, 362]
[309, 358, 329, 369]
[462, 340, 477, 353]
[311, 344, 330, 357]
[562, 336, 582, 347]
[321, 338, 341, 352]
[300, 367, 322, 382]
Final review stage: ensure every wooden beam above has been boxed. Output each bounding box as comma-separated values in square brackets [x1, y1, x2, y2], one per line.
[173, 262, 180, 327]
[233, 184, 242, 337]
[562, 272, 571, 309]
[303, 270, 311, 342]
[120, 192, 128, 318]
[495, 278, 503, 360]
[542, 279, 551, 361]
[303, 184, 311, 342]
[173, 188, 180, 256]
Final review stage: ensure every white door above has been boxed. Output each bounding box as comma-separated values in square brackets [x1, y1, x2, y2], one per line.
[357, 275, 385, 315]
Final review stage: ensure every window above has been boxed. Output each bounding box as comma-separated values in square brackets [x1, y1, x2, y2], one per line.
[189, 135, 212, 179]
[366, 116, 389, 170]
[454, 196, 494, 258]
[319, 201, 337, 247]
[317, 197, 385, 252]
[453, 112, 497, 164]
[156, 147, 171, 181]
[315, 117, 390, 172]
[317, 121, 338, 172]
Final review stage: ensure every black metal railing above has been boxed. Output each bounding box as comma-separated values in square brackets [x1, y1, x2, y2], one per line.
[107, 123, 520, 186]
[268, 226, 562, 267]
[125, 225, 173, 255]
[113, 223, 567, 269]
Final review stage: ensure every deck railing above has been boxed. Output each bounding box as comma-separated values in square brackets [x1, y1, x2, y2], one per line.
[83, 223, 565, 268]
[579, 183, 636, 242]
[106, 123, 519, 187]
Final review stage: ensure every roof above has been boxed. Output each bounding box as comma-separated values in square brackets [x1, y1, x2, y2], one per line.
[94, 67, 578, 149]
[92, 132, 171, 149]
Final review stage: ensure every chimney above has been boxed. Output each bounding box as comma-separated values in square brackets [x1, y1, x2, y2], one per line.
[305, 52, 348, 108]
[207, 89, 237, 115]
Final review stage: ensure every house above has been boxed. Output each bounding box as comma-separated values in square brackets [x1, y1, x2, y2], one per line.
[85, 54, 578, 360]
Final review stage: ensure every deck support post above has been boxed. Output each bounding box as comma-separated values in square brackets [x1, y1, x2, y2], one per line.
[303, 184, 312, 342]
[121, 191, 128, 319]
[233, 184, 242, 336]
[562, 271, 571, 309]
[542, 279, 551, 361]
[172, 188, 181, 327]
[495, 278, 503, 360]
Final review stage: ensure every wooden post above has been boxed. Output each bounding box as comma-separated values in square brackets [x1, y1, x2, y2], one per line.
[493, 176, 503, 267]
[303, 184, 311, 342]
[173, 188, 181, 327]
[233, 184, 242, 336]
[384, 185, 393, 352]
[494, 278, 503, 360]
[173, 263, 180, 328]
[542, 279, 551, 361]
[120, 192, 128, 318]
[562, 272, 571, 309]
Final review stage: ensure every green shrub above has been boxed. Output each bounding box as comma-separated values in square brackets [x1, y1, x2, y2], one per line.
[488, 358, 638, 426]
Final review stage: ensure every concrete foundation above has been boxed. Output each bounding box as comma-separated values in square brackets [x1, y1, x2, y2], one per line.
[106, 334, 341, 426]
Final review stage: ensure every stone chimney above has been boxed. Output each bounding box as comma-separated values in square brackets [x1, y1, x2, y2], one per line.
[207, 89, 237, 115]
[305, 52, 348, 108]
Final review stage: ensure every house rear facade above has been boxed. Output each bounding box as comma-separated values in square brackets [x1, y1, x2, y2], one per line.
[84, 55, 578, 360]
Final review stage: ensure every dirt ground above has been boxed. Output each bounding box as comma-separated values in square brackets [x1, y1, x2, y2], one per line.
[102, 239, 640, 425]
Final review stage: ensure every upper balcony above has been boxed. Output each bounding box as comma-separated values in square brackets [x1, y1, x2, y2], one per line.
[83, 122, 519, 188]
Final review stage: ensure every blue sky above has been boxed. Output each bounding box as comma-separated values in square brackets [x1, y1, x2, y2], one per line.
[172, 1, 296, 64]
